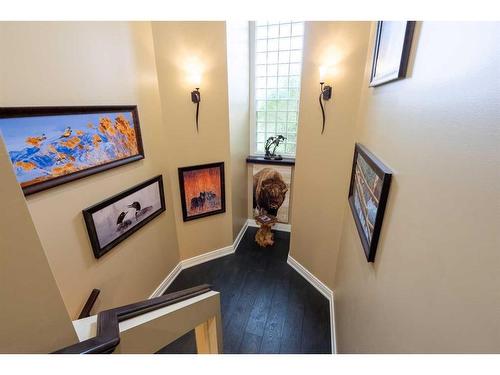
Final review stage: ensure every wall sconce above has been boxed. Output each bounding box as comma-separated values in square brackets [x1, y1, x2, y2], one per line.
[186, 64, 202, 133]
[319, 66, 332, 135]
[191, 87, 201, 133]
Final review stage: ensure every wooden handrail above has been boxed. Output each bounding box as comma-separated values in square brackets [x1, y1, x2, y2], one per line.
[53, 284, 212, 354]
[78, 289, 100, 319]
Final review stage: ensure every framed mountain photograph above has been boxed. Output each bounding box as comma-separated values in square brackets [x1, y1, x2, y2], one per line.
[348, 143, 392, 262]
[178, 162, 225, 222]
[83, 175, 165, 259]
[0, 105, 144, 195]
[369, 21, 416, 87]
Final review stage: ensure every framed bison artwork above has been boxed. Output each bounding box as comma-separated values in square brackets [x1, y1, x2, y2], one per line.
[253, 164, 291, 223]
[83, 175, 166, 259]
[0, 105, 144, 196]
[348, 143, 392, 262]
[178, 162, 226, 222]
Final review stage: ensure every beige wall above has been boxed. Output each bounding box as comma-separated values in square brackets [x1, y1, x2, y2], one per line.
[334, 22, 500, 353]
[152, 22, 233, 259]
[0, 22, 181, 319]
[289, 21, 371, 289]
[226, 21, 250, 240]
[0, 138, 78, 353]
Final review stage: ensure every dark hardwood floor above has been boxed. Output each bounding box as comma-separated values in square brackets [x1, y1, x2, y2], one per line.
[157, 227, 332, 354]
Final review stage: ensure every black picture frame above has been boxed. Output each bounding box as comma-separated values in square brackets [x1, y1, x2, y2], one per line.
[83, 175, 165, 259]
[369, 21, 416, 87]
[0, 105, 145, 196]
[178, 162, 226, 222]
[348, 144, 392, 262]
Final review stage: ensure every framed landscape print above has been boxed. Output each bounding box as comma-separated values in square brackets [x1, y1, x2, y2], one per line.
[0, 105, 144, 195]
[83, 175, 165, 259]
[178, 162, 225, 222]
[369, 21, 416, 87]
[348, 144, 392, 262]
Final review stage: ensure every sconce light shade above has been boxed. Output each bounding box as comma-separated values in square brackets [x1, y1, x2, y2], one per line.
[319, 65, 327, 82]
[186, 62, 202, 87]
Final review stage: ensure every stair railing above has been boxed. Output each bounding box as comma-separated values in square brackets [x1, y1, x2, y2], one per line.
[53, 284, 222, 354]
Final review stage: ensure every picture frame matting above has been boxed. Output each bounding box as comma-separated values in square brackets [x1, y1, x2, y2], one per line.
[82, 175, 165, 259]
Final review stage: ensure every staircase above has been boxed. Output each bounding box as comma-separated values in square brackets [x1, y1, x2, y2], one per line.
[54, 284, 222, 354]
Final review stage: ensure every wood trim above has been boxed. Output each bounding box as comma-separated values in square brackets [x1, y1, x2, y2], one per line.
[286, 255, 336, 354]
[116, 291, 222, 353]
[195, 316, 219, 354]
[78, 289, 100, 320]
[180, 246, 234, 269]
[246, 155, 296, 166]
[149, 221, 248, 298]
[148, 263, 183, 299]
[232, 219, 248, 252]
[53, 284, 212, 354]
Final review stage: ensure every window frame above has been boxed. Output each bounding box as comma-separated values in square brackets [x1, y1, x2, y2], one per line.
[249, 21, 304, 158]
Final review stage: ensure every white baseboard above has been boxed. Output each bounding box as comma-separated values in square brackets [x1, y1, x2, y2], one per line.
[180, 245, 234, 269]
[287, 255, 337, 354]
[149, 262, 182, 299]
[247, 218, 291, 232]
[232, 220, 248, 251]
[149, 221, 249, 299]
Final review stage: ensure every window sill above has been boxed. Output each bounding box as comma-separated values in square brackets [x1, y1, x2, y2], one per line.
[246, 155, 296, 166]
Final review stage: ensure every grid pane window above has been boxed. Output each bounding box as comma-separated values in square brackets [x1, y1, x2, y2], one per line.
[253, 21, 304, 156]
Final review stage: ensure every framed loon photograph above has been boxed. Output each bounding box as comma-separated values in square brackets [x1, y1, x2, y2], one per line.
[83, 175, 165, 259]
[0, 105, 144, 196]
